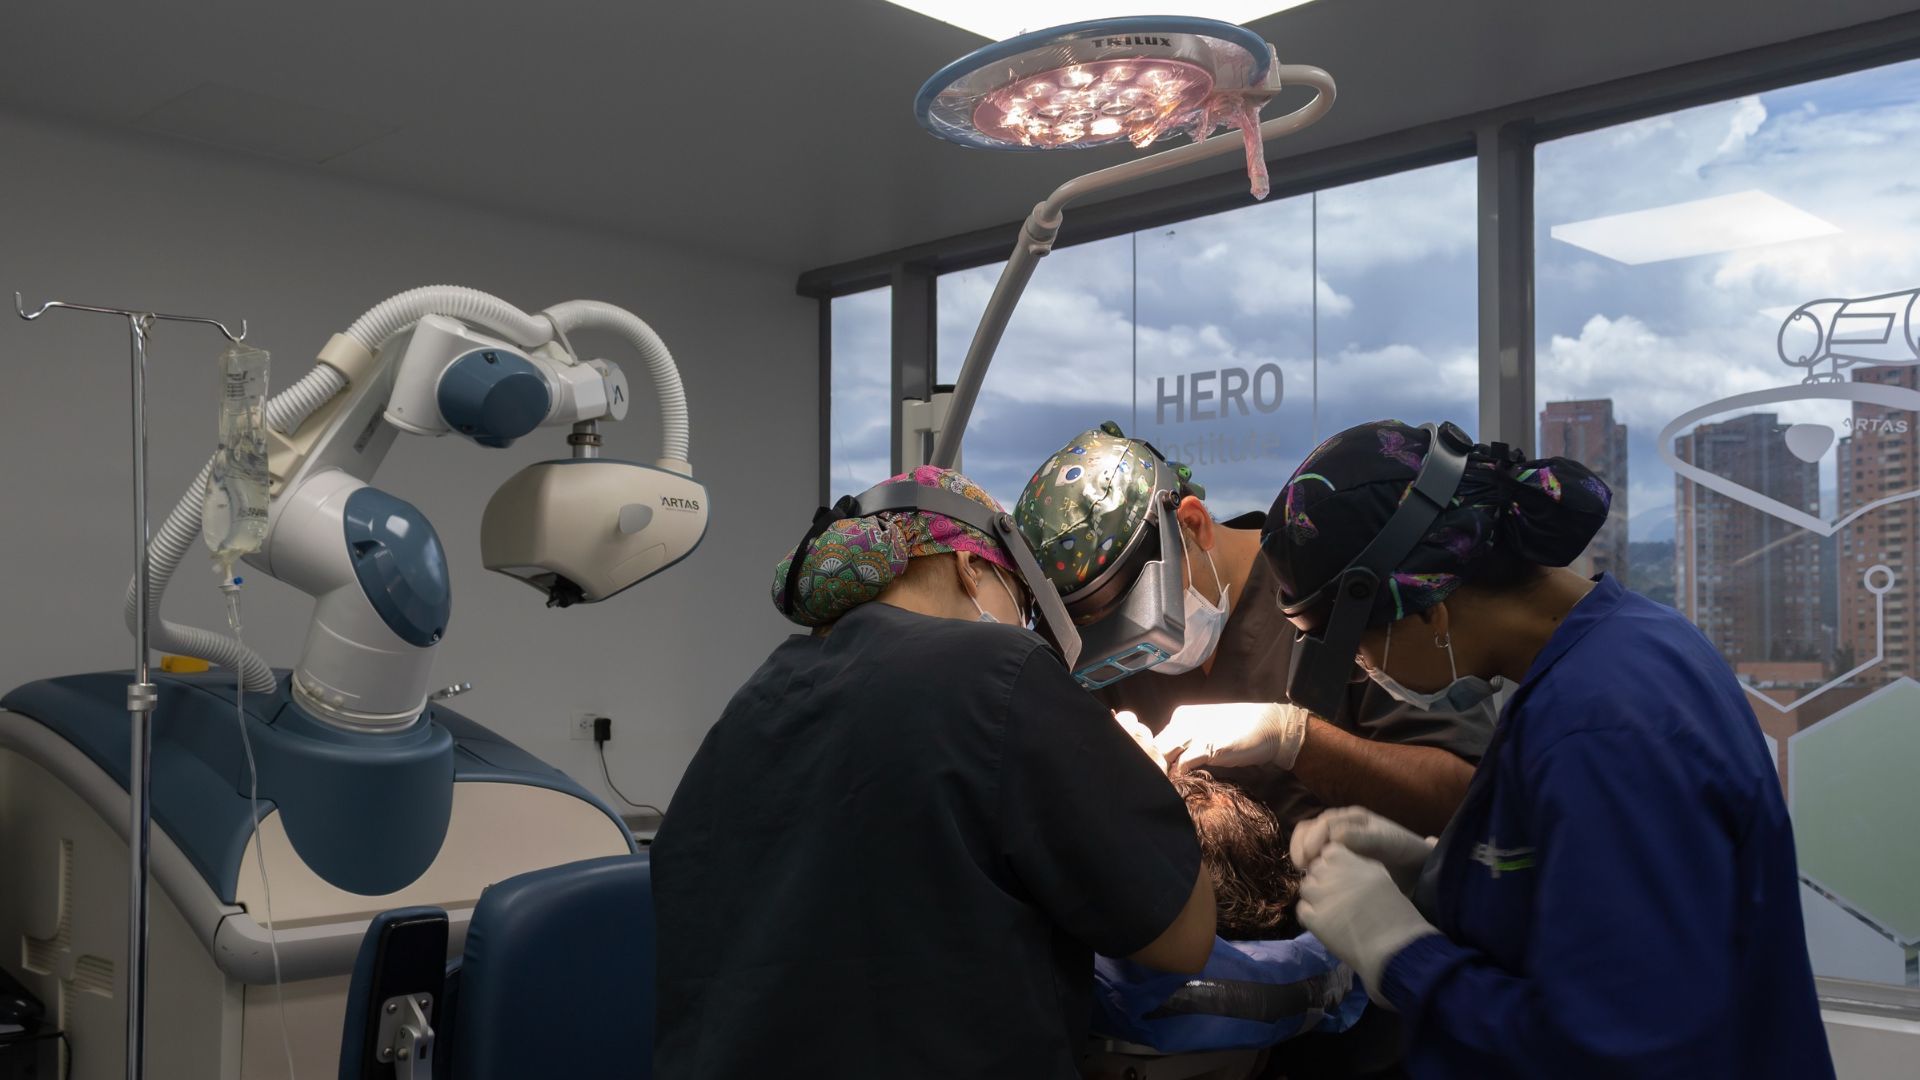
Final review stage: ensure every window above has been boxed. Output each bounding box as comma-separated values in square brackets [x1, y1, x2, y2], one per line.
[938, 237, 1136, 511]
[1537, 57, 1920, 989]
[828, 287, 892, 498]
[936, 159, 1478, 517]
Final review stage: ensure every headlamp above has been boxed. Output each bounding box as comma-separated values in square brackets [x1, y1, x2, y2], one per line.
[1266, 422, 1474, 718]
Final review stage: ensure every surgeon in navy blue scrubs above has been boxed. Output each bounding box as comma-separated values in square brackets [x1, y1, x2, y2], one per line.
[1266, 420, 1833, 1079]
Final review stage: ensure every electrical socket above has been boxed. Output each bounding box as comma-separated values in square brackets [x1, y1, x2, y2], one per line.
[571, 713, 598, 741]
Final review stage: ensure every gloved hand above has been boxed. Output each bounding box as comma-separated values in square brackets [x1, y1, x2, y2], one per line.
[1153, 701, 1310, 773]
[1297, 844, 1441, 1009]
[1289, 806, 1436, 895]
[1113, 710, 1168, 773]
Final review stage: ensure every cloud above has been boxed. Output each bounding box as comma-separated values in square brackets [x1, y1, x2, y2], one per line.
[1537, 313, 1835, 430]
[1712, 96, 1769, 161]
[1316, 161, 1477, 273]
[1319, 342, 1478, 406]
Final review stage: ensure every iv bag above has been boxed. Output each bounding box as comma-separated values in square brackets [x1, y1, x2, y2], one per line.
[204, 342, 272, 568]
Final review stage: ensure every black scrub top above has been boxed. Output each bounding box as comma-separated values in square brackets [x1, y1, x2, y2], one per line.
[652, 601, 1202, 1080]
[1098, 515, 1496, 831]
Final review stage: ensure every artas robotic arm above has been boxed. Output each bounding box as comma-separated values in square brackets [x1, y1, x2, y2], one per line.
[135, 285, 708, 730]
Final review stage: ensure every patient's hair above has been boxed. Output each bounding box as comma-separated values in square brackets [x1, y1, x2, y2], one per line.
[1172, 771, 1302, 940]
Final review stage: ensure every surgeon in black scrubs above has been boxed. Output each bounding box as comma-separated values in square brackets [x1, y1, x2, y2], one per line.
[1013, 425, 1497, 1077]
[653, 466, 1215, 1080]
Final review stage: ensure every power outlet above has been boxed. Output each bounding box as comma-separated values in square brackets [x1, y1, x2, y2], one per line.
[571, 713, 599, 741]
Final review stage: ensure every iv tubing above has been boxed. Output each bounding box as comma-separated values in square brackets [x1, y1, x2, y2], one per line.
[128, 364, 343, 692]
[227, 591, 298, 1080]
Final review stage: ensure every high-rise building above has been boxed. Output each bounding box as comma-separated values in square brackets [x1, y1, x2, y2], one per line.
[1539, 399, 1630, 580]
[1673, 412, 1823, 666]
[1836, 365, 1919, 686]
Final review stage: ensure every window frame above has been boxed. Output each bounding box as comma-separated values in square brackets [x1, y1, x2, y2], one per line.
[804, 8, 1920, 1016]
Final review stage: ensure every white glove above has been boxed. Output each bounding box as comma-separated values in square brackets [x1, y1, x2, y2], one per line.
[1113, 711, 1168, 774]
[1153, 702, 1310, 774]
[1289, 806, 1436, 895]
[1297, 844, 1441, 1009]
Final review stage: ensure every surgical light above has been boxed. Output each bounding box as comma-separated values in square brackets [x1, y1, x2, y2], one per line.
[975, 59, 1216, 149]
[917, 18, 1276, 162]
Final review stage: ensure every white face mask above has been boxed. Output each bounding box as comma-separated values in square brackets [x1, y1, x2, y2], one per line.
[1365, 620, 1496, 712]
[1155, 538, 1230, 675]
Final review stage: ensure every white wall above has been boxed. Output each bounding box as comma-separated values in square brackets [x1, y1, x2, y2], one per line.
[0, 107, 815, 811]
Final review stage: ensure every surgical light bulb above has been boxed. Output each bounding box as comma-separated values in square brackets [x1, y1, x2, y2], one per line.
[973, 58, 1213, 149]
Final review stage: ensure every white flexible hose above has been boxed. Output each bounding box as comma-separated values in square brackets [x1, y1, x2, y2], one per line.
[542, 300, 691, 466]
[129, 286, 553, 686]
[346, 284, 551, 353]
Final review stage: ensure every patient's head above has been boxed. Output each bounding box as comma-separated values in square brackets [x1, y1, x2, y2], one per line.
[1172, 771, 1302, 940]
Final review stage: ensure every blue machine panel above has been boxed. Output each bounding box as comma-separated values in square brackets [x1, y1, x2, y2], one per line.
[1, 671, 634, 901]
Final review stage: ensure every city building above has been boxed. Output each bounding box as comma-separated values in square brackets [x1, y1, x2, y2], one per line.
[1673, 412, 1823, 666]
[1540, 399, 1630, 580]
[1835, 364, 1919, 686]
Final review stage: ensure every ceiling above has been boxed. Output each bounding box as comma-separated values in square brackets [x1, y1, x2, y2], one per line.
[2, 0, 1915, 275]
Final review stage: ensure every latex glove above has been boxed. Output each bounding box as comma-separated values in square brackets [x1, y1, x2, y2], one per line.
[1153, 702, 1309, 774]
[1113, 710, 1168, 774]
[1297, 844, 1441, 1008]
[1289, 806, 1437, 895]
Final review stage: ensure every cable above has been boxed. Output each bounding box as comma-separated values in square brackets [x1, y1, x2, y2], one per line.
[0, 1030, 73, 1080]
[595, 741, 663, 816]
[226, 588, 298, 1080]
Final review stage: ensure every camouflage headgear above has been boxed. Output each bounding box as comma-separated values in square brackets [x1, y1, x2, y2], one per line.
[1013, 422, 1203, 607]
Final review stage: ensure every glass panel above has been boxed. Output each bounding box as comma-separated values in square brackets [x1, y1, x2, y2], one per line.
[828, 287, 892, 498]
[1131, 193, 1314, 517]
[938, 236, 1136, 510]
[938, 158, 1478, 517]
[1536, 58, 1920, 989]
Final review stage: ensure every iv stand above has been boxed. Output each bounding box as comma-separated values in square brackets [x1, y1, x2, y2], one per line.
[13, 293, 248, 1080]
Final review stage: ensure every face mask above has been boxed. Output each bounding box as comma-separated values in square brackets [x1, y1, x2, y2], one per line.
[971, 564, 1027, 626]
[1365, 620, 1496, 712]
[1155, 539, 1230, 675]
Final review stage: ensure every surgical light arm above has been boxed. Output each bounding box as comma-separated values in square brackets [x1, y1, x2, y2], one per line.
[929, 65, 1336, 468]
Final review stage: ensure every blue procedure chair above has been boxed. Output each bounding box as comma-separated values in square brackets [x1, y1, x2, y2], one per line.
[339, 852, 655, 1079]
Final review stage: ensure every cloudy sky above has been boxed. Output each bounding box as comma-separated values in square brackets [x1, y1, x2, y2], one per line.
[832, 56, 1920, 542]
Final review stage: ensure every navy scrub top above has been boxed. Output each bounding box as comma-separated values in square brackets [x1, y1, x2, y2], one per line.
[1380, 574, 1834, 1079]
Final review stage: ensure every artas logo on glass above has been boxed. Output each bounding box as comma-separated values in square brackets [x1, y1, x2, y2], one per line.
[1659, 288, 1920, 538]
[1657, 289, 1917, 718]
